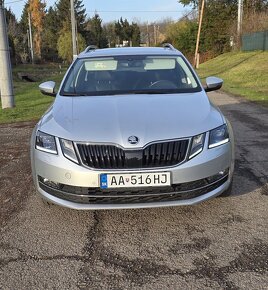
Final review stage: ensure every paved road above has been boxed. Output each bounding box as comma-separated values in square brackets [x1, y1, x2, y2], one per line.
[0, 92, 267, 290]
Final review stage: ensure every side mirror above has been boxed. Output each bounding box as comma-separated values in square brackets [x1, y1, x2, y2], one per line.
[39, 81, 57, 97]
[204, 77, 223, 92]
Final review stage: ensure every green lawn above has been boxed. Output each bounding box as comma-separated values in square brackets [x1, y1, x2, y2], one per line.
[197, 51, 268, 106]
[0, 64, 65, 124]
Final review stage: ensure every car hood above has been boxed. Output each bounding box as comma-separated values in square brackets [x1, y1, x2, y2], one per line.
[39, 92, 223, 148]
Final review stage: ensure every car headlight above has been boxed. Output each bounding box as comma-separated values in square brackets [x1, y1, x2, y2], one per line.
[36, 131, 57, 154]
[209, 124, 229, 149]
[60, 139, 79, 164]
[189, 133, 205, 159]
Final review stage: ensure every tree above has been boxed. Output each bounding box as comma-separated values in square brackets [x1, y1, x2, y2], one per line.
[243, 0, 268, 14]
[178, 0, 198, 8]
[5, 8, 17, 63]
[115, 18, 131, 43]
[19, 2, 29, 34]
[138, 19, 173, 46]
[56, 0, 86, 33]
[85, 14, 108, 48]
[57, 31, 86, 62]
[5, 8, 26, 63]
[201, 1, 237, 54]
[131, 23, 141, 46]
[166, 20, 198, 54]
[121, 19, 132, 41]
[19, 2, 31, 62]
[103, 22, 117, 47]
[114, 19, 123, 43]
[42, 7, 59, 61]
[114, 18, 141, 46]
[28, 0, 46, 58]
[174, 0, 238, 55]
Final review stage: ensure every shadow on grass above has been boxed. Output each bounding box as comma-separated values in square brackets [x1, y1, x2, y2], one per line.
[221, 89, 268, 108]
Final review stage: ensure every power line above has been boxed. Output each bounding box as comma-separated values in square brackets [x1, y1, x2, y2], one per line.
[4, 0, 24, 5]
[87, 10, 186, 13]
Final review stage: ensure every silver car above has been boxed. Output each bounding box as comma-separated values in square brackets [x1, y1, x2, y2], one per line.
[31, 44, 234, 210]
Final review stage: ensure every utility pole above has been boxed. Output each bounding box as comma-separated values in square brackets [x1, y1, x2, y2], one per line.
[28, 12, 34, 64]
[0, 0, 15, 109]
[70, 0, 77, 59]
[147, 22, 150, 47]
[237, 0, 243, 48]
[27, 29, 30, 53]
[154, 24, 157, 45]
[75, 17, 79, 53]
[194, 0, 205, 69]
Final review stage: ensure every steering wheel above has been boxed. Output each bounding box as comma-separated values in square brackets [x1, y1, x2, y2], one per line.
[149, 80, 177, 89]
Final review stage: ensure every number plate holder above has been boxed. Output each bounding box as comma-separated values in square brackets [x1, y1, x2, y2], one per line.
[100, 172, 171, 189]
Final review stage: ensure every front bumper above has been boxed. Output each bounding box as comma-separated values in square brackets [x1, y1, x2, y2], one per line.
[31, 132, 234, 210]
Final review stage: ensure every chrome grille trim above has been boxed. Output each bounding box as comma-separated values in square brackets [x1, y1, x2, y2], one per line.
[75, 138, 190, 170]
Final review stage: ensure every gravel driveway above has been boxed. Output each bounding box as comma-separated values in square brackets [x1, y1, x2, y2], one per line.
[0, 91, 267, 290]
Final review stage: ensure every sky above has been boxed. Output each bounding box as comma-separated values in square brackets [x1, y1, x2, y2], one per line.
[5, 0, 189, 23]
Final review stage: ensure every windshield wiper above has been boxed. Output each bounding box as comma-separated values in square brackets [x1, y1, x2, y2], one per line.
[62, 92, 88, 96]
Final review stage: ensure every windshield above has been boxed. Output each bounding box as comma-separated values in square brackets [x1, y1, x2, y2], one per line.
[61, 55, 201, 96]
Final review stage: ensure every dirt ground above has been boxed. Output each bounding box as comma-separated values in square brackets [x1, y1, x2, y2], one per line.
[0, 121, 35, 227]
[0, 92, 267, 290]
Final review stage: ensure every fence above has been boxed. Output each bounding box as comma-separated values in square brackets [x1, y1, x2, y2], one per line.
[242, 30, 268, 51]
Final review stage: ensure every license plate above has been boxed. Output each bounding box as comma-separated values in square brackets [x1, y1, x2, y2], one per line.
[100, 172, 171, 189]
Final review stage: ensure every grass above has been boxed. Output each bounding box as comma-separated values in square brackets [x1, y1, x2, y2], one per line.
[197, 51, 268, 106]
[0, 64, 66, 124]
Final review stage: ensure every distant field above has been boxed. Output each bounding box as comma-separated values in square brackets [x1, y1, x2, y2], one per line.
[0, 64, 66, 124]
[197, 51, 268, 106]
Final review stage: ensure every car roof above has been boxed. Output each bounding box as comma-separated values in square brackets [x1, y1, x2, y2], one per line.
[78, 46, 183, 59]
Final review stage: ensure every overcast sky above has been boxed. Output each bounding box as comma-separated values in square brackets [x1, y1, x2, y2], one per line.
[6, 0, 189, 23]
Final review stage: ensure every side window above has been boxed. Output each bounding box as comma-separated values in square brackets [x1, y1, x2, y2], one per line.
[176, 64, 188, 86]
[176, 57, 198, 88]
[63, 61, 85, 93]
[75, 64, 87, 88]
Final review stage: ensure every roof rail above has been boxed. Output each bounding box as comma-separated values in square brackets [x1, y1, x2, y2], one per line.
[84, 45, 98, 53]
[162, 43, 176, 50]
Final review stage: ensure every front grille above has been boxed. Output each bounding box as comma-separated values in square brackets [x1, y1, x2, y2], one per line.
[76, 140, 189, 169]
[38, 174, 229, 205]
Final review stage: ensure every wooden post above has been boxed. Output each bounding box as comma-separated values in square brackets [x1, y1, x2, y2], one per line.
[194, 0, 205, 68]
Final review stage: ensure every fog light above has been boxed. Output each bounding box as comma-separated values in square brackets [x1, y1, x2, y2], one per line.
[39, 176, 61, 189]
[207, 168, 229, 184]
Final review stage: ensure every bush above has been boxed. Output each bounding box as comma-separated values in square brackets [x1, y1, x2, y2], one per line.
[57, 31, 86, 62]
